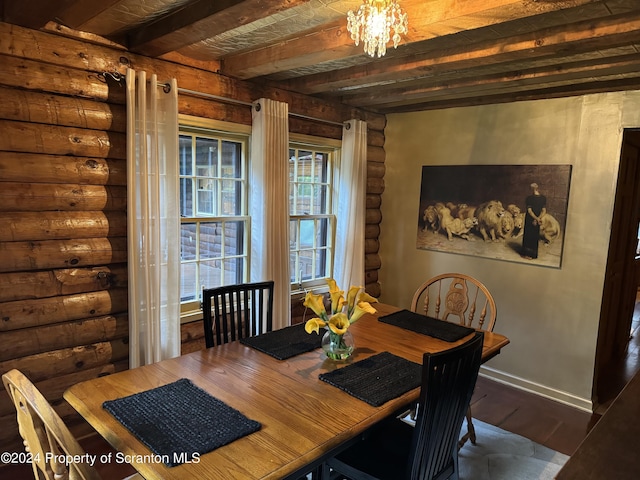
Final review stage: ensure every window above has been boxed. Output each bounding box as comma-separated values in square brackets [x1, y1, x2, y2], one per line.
[179, 117, 250, 316]
[289, 138, 339, 290]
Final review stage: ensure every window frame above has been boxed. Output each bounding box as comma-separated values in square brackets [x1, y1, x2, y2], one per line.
[289, 133, 341, 293]
[178, 115, 251, 322]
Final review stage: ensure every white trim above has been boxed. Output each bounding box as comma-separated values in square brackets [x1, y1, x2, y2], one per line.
[178, 114, 251, 135]
[479, 366, 593, 412]
[290, 132, 341, 148]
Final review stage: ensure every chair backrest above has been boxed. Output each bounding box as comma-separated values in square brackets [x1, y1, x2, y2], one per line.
[409, 331, 484, 480]
[2, 369, 102, 480]
[410, 273, 497, 331]
[202, 281, 274, 348]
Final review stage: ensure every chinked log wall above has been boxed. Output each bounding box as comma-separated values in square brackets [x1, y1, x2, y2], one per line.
[0, 22, 386, 451]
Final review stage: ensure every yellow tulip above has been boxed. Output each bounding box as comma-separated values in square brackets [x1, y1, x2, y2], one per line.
[328, 313, 350, 335]
[303, 291, 327, 320]
[349, 301, 377, 324]
[305, 317, 327, 334]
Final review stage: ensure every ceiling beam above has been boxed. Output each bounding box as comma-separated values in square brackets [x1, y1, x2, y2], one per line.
[127, 0, 314, 57]
[222, 21, 361, 80]
[359, 56, 640, 110]
[338, 53, 640, 107]
[383, 77, 640, 113]
[221, 0, 595, 79]
[281, 12, 640, 95]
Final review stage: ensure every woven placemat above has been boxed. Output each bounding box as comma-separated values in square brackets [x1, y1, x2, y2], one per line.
[379, 309, 474, 342]
[240, 323, 321, 360]
[319, 351, 421, 407]
[103, 378, 260, 467]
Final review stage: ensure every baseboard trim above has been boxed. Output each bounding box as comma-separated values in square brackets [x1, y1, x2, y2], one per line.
[479, 366, 593, 413]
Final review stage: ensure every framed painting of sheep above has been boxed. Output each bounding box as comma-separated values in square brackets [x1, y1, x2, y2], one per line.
[416, 164, 572, 268]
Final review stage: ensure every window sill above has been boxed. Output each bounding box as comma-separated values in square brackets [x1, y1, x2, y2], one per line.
[180, 309, 203, 324]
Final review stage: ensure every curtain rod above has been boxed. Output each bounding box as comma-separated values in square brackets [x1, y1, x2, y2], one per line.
[99, 72, 346, 127]
[177, 86, 345, 127]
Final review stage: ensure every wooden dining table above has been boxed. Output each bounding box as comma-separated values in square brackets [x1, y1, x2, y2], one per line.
[64, 303, 509, 480]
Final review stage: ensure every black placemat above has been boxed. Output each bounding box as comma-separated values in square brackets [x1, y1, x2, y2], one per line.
[102, 378, 261, 467]
[319, 351, 421, 407]
[379, 309, 474, 342]
[240, 323, 321, 360]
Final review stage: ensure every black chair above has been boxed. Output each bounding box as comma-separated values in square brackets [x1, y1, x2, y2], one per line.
[202, 281, 274, 348]
[322, 332, 484, 480]
[411, 273, 497, 448]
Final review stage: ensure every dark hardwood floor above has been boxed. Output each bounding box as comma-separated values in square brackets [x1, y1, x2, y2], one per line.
[470, 376, 594, 456]
[594, 297, 640, 414]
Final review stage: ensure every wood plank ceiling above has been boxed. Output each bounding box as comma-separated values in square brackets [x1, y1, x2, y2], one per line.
[3, 0, 640, 114]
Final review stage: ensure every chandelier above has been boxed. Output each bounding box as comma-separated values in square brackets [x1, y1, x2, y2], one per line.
[347, 0, 408, 58]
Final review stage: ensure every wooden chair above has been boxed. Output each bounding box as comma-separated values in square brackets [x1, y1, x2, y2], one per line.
[202, 280, 274, 348]
[2, 369, 141, 480]
[410, 273, 496, 331]
[410, 273, 497, 448]
[322, 332, 484, 480]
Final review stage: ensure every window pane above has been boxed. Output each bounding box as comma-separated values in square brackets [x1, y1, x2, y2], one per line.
[300, 219, 314, 248]
[221, 179, 241, 215]
[290, 252, 297, 283]
[289, 221, 298, 250]
[200, 222, 221, 259]
[179, 135, 192, 176]
[200, 259, 221, 290]
[315, 152, 328, 183]
[196, 137, 217, 177]
[197, 188, 215, 216]
[180, 223, 197, 261]
[297, 184, 311, 214]
[289, 149, 295, 182]
[224, 221, 244, 256]
[315, 249, 328, 278]
[299, 250, 313, 282]
[180, 178, 193, 217]
[312, 185, 327, 214]
[297, 150, 312, 182]
[221, 140, 241, 178]
[316, 218, 329, 247]
[223, 258, 242, 285]
[180, 262, 197, 302]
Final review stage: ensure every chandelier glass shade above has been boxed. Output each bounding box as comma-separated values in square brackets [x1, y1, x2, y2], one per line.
[347, 0, 408, 58]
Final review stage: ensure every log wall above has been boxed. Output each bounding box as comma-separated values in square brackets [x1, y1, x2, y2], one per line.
[0, 21, 386, 452]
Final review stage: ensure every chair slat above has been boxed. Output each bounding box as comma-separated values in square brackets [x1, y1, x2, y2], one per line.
[202, 281, 274, 348]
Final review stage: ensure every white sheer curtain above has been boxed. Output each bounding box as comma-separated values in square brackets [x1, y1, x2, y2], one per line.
[334, 119, 368, 289]
[250, 98, 291, 329]
[126, 68, 181, 367]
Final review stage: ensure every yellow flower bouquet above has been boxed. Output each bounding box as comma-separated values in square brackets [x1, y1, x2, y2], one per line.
[304, 279, 378, 360]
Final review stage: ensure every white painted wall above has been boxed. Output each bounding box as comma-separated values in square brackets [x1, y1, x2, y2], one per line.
[379, 91, 640, 410]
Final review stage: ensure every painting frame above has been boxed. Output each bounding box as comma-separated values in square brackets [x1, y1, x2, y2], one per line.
[416, 164, 572, 268]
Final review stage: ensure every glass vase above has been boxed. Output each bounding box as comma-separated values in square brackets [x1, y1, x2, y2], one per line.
[321, 330, 355, 361]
